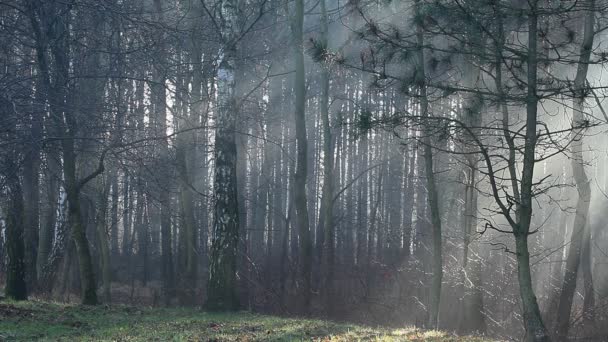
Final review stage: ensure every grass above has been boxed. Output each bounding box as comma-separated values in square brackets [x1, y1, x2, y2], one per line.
[0, 300, 492, 341]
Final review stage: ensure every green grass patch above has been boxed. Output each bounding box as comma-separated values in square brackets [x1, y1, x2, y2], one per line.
[0, 300, 492, 341]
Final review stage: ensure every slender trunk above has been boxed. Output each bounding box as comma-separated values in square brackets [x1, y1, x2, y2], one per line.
[357, 133, 369, 264]
[265, 63, 282, 290]
[460, 166, 486, 333]
[517, 2, 549, 339]
[291, 0, 312, 312]
[109, 172, 120, 257]
[96, 178, 112, 303]
[415, 0, 442, 328]
[23, 85, 42, 288]
[235, 118, 249, 307]
[423, 89, 442, 331]
[402, 143, 415, 258]
[122, 175, 131, 258]
[459, 30, 486, 333]
[316, 0, 336, 315]
[491, 5, 547, 338]
[581, 222, 595, 322]
[176, 58, 198, 302]
[151, 0, 174, 304]
[38, 154, 59, 280]
[137, 192, 149, 286]
[556, 1, 596, 336]
[387, 139, 404, 265]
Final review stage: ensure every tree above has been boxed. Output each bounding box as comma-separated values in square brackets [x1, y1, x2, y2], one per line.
[332, 0, 595, 338]
[458, 3, 486, 334]
[556, 0, 597, 337]
[205, 0, 241, 311]
[413, 0, 443, 328]
[2, 97, 28, 301]
[289, 0, 313, 312]
[316, 0, 337, 315]
[150, 0, 176, 305]
[27, 0, 105, 305]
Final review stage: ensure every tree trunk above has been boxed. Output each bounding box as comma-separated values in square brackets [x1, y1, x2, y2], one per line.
[402, 142, 415, 259]
[22, 83, 42, 288]
[205, 0, 240, 310]
[95, 177, 112, 303]
[459, 30, 486, 333]
[316, 0, 336, 316]
[176, 49, 198, 303]
[414, 0, 442, 328]
[38, 153, 59, 280]
[151, 0, 174, 305]
[516, 2, 549, 339]
[122, 175, 132, 258]
[3, 99, 28, 301]
[556, 1, 596, 336]
[64, 151, 99, 305]
[109, 172, 120, 258]
[137, 191, 149, 286]
[460, 166, 486, 333]
[290, 0, 312, 312]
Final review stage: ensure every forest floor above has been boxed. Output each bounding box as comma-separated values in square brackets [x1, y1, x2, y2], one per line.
[0, 300, 493, 341]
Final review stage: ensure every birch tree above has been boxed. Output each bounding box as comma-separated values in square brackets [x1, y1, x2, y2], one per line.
[205, 0, 241, 311]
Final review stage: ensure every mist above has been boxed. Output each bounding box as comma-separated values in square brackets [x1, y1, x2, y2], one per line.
[1, 0, 608, 341]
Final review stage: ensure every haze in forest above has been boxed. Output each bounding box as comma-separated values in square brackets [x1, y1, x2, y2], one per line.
[1, 0, 608, 341]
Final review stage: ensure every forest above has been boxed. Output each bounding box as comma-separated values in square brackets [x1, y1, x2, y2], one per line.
[1, 0, 608, 341]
